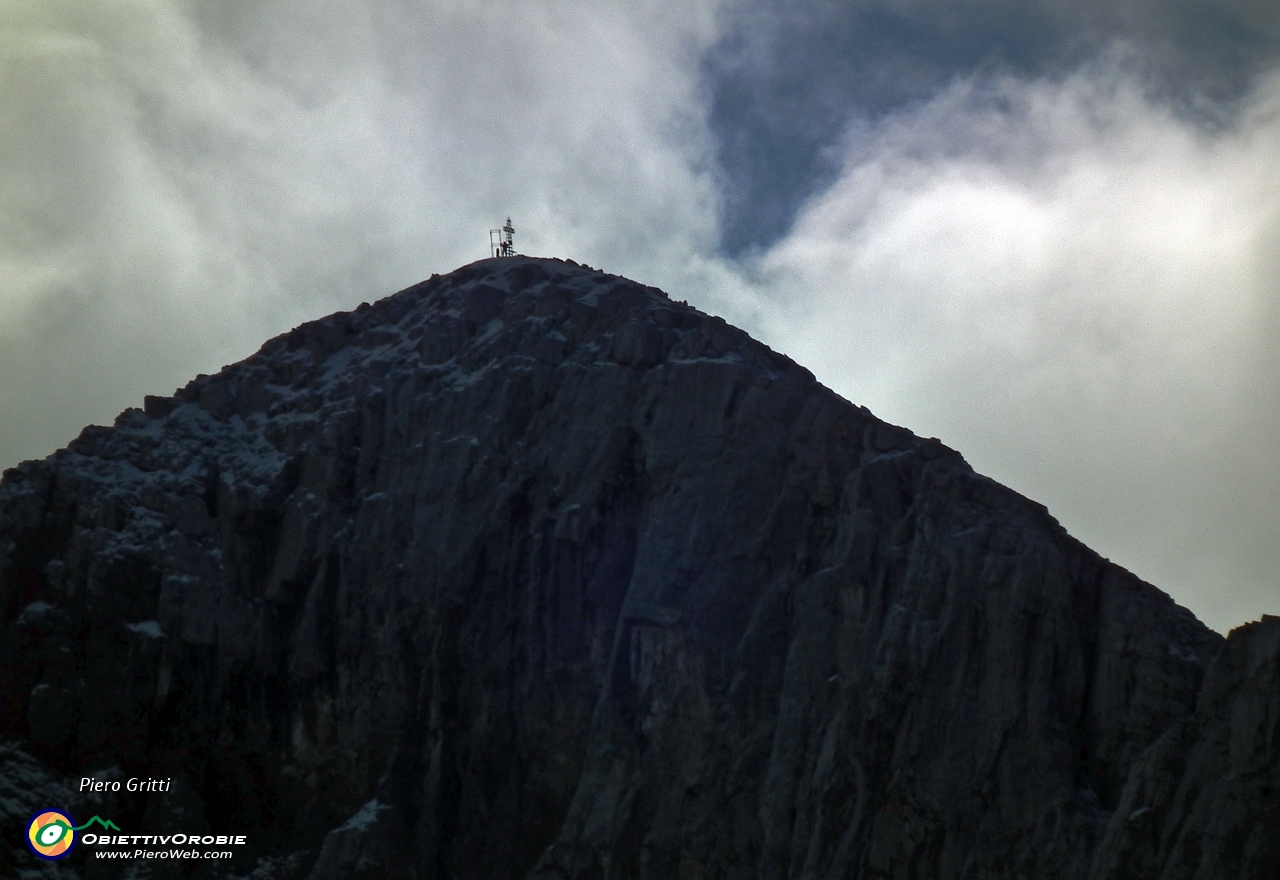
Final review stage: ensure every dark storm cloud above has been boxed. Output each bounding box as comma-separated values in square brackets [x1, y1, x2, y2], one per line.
[701, 0, 1280, 254]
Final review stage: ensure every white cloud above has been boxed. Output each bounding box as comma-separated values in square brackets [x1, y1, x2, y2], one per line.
[2, 4, 1278, 634]
[0, 0, 727, 465]
[717, 57, 1280, 632]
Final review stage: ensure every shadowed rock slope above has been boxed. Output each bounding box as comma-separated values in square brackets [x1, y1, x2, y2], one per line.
[0, 257, 1274, 879]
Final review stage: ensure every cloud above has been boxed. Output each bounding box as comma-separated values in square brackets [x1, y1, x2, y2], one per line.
[714, 55, 1280, 632]
[700, 0, 1280, 253]
[0, 0, 727, 468]
[2, 2, 1278, 634]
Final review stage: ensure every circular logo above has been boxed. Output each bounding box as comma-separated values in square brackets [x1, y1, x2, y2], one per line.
[27, 810, 76, 860]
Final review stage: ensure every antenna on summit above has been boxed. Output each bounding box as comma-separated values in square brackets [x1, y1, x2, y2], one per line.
[490, 217, 516, 258]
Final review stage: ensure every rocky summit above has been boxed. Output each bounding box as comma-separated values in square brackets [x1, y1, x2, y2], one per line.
[1, 257, 1277, 879]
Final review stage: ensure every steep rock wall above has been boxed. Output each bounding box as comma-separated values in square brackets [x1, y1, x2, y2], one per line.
[1091, 615, 1280, 879]
[0, 257, 1258, 879]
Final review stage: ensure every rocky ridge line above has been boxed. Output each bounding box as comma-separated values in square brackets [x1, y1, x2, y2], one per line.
[0, 256, 1274, 879]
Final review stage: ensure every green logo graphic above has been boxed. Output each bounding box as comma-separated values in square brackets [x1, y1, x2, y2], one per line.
[74, 816, 121, 832]
[26, 811, 121, 860]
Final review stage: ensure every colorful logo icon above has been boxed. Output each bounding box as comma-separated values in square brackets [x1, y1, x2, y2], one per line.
[27, 809, 77, 860]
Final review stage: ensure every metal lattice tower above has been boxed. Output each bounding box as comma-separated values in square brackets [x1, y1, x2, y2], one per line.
[490, 217, 516, 257]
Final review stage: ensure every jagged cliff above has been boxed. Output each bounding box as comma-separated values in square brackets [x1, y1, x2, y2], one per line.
[1, 257, 1275, 879]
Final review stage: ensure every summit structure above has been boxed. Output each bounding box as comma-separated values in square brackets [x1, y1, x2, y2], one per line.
[491, 217, 517, 257]
[1, 257, 1276, 878]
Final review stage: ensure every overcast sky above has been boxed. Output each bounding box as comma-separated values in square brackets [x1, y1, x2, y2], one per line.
[2, 0, 1277, 634]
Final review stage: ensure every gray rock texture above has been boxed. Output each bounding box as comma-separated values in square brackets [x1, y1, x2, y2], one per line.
[0, 257, 1272, 879]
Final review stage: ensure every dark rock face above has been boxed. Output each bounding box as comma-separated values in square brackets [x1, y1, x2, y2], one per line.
[1090, 615, 1280, 879]
[0, 257, 1272, 879]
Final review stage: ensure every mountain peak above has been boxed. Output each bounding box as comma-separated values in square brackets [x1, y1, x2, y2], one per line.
[1, 261, 1271, 880]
